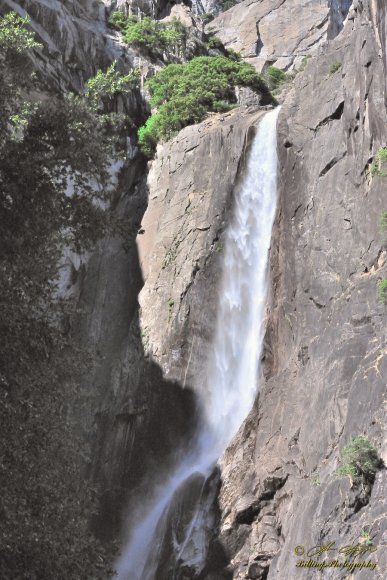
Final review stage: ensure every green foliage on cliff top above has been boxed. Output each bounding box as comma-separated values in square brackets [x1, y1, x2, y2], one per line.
[109, 12, 188, 59]
[337, 436, 380, 484]
[0, 12, 132, 578]
[138, 55, 270, 156]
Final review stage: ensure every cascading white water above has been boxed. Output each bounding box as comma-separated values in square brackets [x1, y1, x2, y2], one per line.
[115, 107, 280, 580]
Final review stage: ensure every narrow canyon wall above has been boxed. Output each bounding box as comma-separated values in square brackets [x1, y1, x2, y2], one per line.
[212, 1, 387, 578]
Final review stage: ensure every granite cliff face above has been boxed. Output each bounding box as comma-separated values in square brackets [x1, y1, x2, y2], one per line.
[1, 0, 127, 90]
[8, 0, 387, 577]
[137, 108, 265, 392]
[210, 1, 387, 578]
[126, 1, 387, 578]
[82, 107, 267, 539]
[207, 0, 353, 71]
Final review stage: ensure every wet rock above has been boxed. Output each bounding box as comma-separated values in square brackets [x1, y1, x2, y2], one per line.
[137, 107, 266, 395]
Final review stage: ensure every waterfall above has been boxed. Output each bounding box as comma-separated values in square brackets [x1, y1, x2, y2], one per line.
[115, 107, 280, 579]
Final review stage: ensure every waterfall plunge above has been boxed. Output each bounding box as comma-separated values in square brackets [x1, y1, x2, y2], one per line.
[115, 107, 280, 579]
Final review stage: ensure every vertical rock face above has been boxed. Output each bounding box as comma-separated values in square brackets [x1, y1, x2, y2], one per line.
[206, 0, 354, 71]
[0, 0, 160, 98]
[72, 107, 268, 538]
[212, 1, 387, 578]
[137, 108, 265, 395]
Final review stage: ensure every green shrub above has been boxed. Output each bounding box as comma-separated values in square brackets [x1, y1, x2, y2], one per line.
[108, 10, 128, 30]
[221, 0, 237, 11]
[108, 13, 187, 59]
[380, 210, 387, 235]
[208, 36, 224, 50]
[370, 147, 387, 176]
[378, 279, 387, 304]
[85, 61, 140, 109]
[337, 436, 380, 484]
[330, 62, 342, 74]
[0, 11, 41, 52]
[138, 115, 159, 157]
[298, 54, 312, 72]
[360, 530, 373, 546]
[201, 12, 215, 25]
[226, 48, 241, 61]
[265, 66, 287, 90]
[137, 56, 271, 156]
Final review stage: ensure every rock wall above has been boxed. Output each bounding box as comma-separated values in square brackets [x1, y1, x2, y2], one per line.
[207, 0, 354, 71]
[137, 107, 264, 395]
[0, 0, 134, 91]
[0, 0, 177, 92]
[71, 106, 268, 538]
[211, 1, 387, 578]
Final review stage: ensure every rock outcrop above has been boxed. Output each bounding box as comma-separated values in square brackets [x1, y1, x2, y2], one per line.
[137, 107, 265, 393]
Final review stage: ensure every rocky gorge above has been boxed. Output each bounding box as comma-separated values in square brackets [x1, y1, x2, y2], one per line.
[1, 0, 387, 579]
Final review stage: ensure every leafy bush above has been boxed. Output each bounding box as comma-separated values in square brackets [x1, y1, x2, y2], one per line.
[226, 48, 242, 61]
[337, 436, 380, 484]
[378, 279, 387, 304]
[85, 61, 140, 109]
[108, 10, 128, 30]
[138, 56, 271, 156]
[221, 0, 237, 11]
[380, 210, 387, 235]
[201, 12, 215, 24]
[370, 147, 387, 176]
[108, 13, 187, 59]
[298, 54, 312, 72]
[208, 36, 224, 50]
[360, 530, 373, 546]
[265, 66, 287, 90]
[138, 115, 160, 157]
[330, 62, 342, 74]
[205, 35, 241, 61]
[0, 11, 41, 52]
